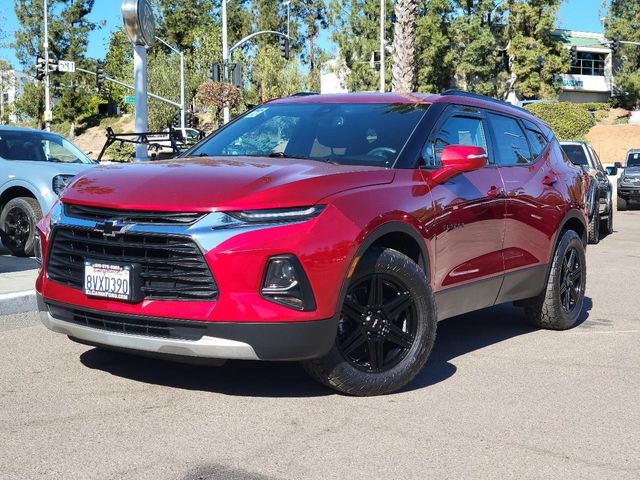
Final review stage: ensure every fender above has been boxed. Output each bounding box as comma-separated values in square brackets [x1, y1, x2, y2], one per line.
[0, 178, 53, 212]
[543, 208, 588, 282]
[333, 220, 431, 315]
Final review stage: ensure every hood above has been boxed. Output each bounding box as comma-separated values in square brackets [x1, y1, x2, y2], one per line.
[623, 166, 640, 176]
[60, 157, 395, 212]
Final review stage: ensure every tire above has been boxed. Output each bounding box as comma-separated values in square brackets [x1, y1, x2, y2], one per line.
[524, 230, 586, 330]
[302, 247, 437, 396]
[0, 197, 42, 257]
[617, 195, 627, 211]
[600, 206, 613, 236]
[587, 209, 600, 244]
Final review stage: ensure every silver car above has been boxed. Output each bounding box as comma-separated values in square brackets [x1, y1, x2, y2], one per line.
[0, 126, 96, 256]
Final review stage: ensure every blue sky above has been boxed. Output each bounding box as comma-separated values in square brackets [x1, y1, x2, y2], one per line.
[0, 0, 606, 69]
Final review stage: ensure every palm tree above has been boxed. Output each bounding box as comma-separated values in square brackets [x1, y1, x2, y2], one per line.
[392, 0, 417, 93]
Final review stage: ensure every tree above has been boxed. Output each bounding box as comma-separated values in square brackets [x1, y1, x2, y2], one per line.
[329, 0, 393, 92]
[505, 0, 568, 100]
[605, 1, 640, 107]
[0, 60, 14, 124]
[392, 0, 417, 92]
[293, 1, 329, 91]
[414, 0, 455, 93]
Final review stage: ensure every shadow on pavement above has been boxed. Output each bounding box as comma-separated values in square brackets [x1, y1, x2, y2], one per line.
[0, 253, 38, 273]
[79, 298, 592, 397]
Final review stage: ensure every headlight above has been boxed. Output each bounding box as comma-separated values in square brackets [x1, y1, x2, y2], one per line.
[215, 205, 325, 229]
[52, 174, 75, 196]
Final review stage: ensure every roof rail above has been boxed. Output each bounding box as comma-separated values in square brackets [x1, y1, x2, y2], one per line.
[290, 91, 319, 97]
[440, 89, 533, 115]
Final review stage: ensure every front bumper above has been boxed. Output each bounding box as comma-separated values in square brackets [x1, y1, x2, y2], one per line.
[38, 295, 338, 361]
[618, 186, 640, 200]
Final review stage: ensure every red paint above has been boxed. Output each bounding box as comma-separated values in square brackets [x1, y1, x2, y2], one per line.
[36, 92, 587, 324]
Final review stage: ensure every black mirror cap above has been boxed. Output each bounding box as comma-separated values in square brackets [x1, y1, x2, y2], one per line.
[606, 166, 618, 176]
[614, 161, 623, 169]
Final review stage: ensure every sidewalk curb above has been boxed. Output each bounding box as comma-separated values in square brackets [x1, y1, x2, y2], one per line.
[0, 290, 37, 315]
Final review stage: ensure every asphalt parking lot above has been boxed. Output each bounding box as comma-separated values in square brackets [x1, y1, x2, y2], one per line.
[1, 211, 639, 480]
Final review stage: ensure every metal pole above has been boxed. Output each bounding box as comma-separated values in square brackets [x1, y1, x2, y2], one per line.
[133, 45, 148, 161]
[285, 1, 290, 38]
[222, 0, 230, 124]
[179, 51, 185, 130]
[379, 0, 385, 93]
[43, 0, 52, 131]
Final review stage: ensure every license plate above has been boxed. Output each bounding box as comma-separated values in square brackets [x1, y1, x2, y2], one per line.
[84, 261, 133, 301]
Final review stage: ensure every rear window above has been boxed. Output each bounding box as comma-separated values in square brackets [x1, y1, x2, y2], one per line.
[627, 151, 640, 167]
[561, 144, 589, 166]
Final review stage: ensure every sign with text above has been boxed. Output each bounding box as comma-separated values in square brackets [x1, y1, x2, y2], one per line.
[57, 60, 76, 73]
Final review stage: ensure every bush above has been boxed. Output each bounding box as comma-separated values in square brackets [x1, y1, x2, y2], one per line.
[579, 102, 610, 112]
[102, 141, 135, 162]
[525, 102, 596, 140]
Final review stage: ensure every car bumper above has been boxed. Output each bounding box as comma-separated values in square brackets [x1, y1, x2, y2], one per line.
[38, 295, 338, 361]
[618, 187, 640, 200]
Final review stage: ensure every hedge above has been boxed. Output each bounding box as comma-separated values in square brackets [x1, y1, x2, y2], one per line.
[525, 102, 596, 140]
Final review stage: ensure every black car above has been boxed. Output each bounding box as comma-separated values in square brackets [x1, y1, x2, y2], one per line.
[615, 149, 640, 211]
[560, 141, 613, 244]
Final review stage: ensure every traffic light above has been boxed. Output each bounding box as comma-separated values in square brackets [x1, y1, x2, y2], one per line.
[279, 36, 290, 60]
[229, 63, 242, 88]
[210, 63, 221, 82]
[611, 37, 620, 55]
[96, 60, 105, 88]
[185, 112, 194, 128]
[35, 56, 46, 81]
[570, 46, 578, 66]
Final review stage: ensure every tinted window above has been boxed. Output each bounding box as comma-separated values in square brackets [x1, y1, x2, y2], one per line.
[423, 116, 487, 167]
[627, 151, 640, 167]
[561, 144, 589, 166]
[188, 103, 428, 168]
[522, 122, 548, 159]
[489, 114, 532, 165]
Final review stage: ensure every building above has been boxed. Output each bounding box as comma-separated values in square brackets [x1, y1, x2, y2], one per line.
[0, 69, 33, 123]
[320, 59, 349, 95]
[553, 29, 613, 103]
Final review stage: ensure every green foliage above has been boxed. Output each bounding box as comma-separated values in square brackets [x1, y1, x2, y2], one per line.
[250, 45, 304, 103]
[415, 0, 455, 93]
[580, 102, 610, 112]
[525, 102, 596, 140]
[505, 0, 569, 100]
[103, 141, 135, 162]
[605, 1, 640, 107]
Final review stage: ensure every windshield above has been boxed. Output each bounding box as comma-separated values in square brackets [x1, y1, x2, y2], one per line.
[561, 144, 589, 167]
[0, 131, 94, 164]
[627, 151, 640, 167]
[187, 103, 429, 168]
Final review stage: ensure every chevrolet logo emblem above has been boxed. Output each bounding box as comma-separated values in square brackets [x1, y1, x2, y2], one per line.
[95, 220, 129, 237]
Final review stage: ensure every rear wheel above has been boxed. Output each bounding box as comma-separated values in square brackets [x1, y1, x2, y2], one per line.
[600, 207, 613, 235]
[0, 197, 42, 257]
[524, 230, 586, 330]
[617, 195, 627, 211]
[302, 248, 437, 396]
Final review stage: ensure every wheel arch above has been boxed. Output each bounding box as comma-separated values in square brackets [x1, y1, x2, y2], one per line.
[0, 182, 46, 213]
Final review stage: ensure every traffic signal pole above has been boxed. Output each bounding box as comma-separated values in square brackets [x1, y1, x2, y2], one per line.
[43, 0, 52, 131]
[222, 0, 229, 124]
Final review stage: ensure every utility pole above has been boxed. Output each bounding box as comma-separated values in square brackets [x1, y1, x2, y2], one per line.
[379, 0, 385, 93]
[222, 0, 230, 124]
[43, 0, 52, 131]
[284, 1, 291, 38]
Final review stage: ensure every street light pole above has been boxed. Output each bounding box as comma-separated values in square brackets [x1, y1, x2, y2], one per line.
[43, 0, 52, 131]
[379, 0, 385, 93]
[222, 0, 230, 124]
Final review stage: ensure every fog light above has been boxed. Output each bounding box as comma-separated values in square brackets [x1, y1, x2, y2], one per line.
[261, 255, 316, 311]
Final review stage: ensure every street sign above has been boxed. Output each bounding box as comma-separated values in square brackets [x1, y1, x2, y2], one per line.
[125, 96, 136, 104]
[57, 60, 76, 72]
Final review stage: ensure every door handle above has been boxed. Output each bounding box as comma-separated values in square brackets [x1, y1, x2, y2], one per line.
[487, 186, 504, 198]
[542, 174, 558, 186]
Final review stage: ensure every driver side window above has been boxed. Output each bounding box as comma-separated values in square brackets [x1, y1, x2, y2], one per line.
[423, 116, 487, 167]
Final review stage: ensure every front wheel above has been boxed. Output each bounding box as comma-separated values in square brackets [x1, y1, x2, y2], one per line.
[302, 248, 437, 396]
[524, 230, 586, 330]
[617, 196, 627, 211]
[588, 209, 600, 244]
[0, 197, 42, 257]
[600, 207, 613, 235]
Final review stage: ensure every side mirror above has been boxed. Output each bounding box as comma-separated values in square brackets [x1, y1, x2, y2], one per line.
[606, 166, 618, 176]
[431, 145, 488, 183]
[614, 161, 623, 169]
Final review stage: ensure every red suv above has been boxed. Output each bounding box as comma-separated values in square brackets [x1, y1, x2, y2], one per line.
[36, 91, 588, 395]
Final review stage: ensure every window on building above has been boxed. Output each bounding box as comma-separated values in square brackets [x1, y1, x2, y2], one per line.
[570, 51, 606, 76]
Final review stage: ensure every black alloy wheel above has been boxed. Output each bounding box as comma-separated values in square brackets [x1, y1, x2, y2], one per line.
[337, 273, 417, 373]
[4, 207, 31, 250]
[559, 247, 583, 314]
[0, 197, 42, 257]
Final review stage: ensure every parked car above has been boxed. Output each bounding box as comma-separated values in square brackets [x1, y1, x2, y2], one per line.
[0, 126, 96, 256]
[36, 91, 588, 396]
[560, 141, 613, 243]
[616, 149, 640, 210]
